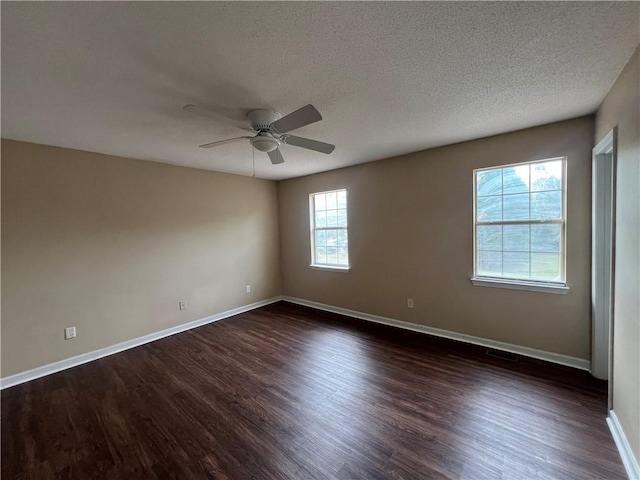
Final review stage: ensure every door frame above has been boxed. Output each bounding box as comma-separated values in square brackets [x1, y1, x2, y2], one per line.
[591, 127, 617, 406]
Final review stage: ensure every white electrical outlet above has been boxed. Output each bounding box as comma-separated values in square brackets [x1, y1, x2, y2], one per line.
[179, 301, 187, 311]
[245, 285, 251, 294]
[407, 298, 414, 309]
[64, 326, 77, 340]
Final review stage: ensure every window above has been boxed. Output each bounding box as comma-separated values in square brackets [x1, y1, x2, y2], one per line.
[473, 158, 567, 290]
[310, 189, 349, 269]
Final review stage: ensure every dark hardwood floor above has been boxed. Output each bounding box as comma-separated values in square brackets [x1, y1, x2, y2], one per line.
[2, 301, 625, 479]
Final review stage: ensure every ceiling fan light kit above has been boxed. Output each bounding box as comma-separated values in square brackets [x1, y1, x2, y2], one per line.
[250, 133, 280, 153]
[190, 104, 335, 165]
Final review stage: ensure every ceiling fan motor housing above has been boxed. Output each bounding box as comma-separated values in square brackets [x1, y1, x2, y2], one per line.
[247, 109, 281, 131]
[247, 109, 282, 152]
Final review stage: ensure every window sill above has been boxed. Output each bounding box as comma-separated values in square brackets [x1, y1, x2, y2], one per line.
[310, 264, 350, 273]
[470, 277, 569, 295]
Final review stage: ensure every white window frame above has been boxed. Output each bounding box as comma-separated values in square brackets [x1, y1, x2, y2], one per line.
[471, 157, 569, 294]
[309, 189, 350, 272]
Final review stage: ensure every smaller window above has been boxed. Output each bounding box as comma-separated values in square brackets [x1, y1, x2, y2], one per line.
[310, 189, 349, 269]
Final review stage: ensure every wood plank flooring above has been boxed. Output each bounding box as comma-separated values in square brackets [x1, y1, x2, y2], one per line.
[2, 302, 625, 479]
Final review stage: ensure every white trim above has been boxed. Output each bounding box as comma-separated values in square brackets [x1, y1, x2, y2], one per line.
[595, 129, 616, 155]
[591, 127, 617, 383]
[282, 296, 590, 370]
[470, 276, 569, 294]
[310, 264, 350, 272]
[608, 410, 640, 479]
[0, 296, 283, 390]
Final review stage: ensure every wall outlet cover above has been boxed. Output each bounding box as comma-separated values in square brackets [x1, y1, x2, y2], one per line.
[64, 327, 77, 340]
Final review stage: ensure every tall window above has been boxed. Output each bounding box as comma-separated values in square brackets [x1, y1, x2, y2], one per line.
[474, 158, 566, 284]
[310, 189, 349, 269]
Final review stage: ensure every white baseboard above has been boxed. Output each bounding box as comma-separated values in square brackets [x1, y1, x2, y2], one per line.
[0, 296, 283, 390]
[282, 296, 591, 371]
[1, 294, 592, 390]
[608, 410, 640, 479]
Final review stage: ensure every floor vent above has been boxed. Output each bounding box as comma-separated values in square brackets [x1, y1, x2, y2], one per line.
[486, 349, 519, 361]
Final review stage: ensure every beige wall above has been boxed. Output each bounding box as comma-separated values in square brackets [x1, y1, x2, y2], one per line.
[596, 46, 640, 464]
[279, 116, 594, 360]
[1, 140, 281, 377]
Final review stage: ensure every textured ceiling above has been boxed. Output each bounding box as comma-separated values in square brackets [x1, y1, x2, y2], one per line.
[2, 2, 639, 180]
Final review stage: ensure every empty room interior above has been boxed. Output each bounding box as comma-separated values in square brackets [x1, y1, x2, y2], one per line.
[2, 2, 639, 479]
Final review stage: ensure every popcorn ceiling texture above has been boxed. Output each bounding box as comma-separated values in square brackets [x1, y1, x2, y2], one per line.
[2, 2, 638, 180]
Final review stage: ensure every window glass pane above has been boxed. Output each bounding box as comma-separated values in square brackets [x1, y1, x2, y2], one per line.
[315, 230, 327, 247]
[326, 229, 337, 246]
[503, 225, 529, 252]
[477, 225, 502, 251]
[531, 191, 562, 220]
[503, 166, 529, 194]
[326, 192, 337, 210]
[477, 251, 502, 277]
[338, 249, 349, 265]
[477, 169, 502, 196]
[316, 247, 327, 264]
[326, 246, 338, 264]
[477, 195, 502, 222]
[531, 224, 561, 253]
[337, 190, 347, 209]
[531, 253, 561, 281]
[337, 208, 347, 227]
[315, 211, 326, 228]
[314, 193, 326, 211]
[503, 193, 529, 221]
[503, 252, 530, 279]
[531, 161, 562, 192]
[474, 161, 564, 283]
[337, 229, 348, 246]
[326, 210, 338, 227]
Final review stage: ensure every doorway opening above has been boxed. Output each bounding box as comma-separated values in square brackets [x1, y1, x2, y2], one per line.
[591, 127, 617, 407]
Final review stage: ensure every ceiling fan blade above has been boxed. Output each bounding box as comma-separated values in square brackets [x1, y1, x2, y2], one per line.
[271, 104, 322, 133]
[268, 148, 285, 165]
[198, 136, 252, 148]
[282, 135, 335, 154]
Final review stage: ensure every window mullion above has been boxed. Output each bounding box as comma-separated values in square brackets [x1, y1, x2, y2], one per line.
[477, 219, 563, 226]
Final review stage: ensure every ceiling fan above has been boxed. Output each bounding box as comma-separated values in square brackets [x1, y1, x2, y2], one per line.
[183, 104, 335, 165]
